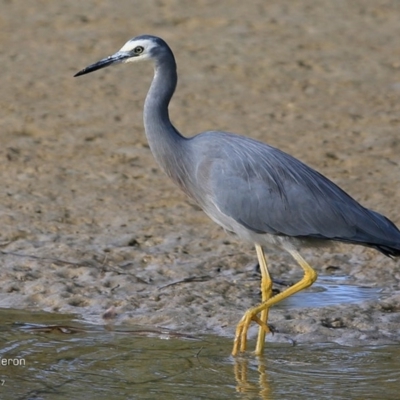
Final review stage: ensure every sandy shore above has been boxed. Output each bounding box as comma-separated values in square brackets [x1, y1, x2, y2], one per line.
[0, 0, 399, 346]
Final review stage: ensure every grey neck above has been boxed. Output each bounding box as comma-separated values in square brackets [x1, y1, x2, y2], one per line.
[143, 53, 188, 183]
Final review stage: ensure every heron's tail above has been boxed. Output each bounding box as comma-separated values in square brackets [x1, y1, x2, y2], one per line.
[370, 243, 400, 258]
[350, 209, 400, 258]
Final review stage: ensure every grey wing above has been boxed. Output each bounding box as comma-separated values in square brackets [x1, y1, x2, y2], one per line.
[200, 135, 400, 249]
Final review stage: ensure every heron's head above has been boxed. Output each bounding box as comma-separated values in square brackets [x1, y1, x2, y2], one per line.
[74, 35, 170, 77]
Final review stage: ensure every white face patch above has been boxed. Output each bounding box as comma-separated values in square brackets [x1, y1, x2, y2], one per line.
[119, 38, 158, 63]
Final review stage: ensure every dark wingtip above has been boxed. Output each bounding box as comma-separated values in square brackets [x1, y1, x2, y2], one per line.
[371, 243, 400, 258]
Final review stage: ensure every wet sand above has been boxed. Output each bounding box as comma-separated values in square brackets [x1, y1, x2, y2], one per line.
[0, 0, 399, 346]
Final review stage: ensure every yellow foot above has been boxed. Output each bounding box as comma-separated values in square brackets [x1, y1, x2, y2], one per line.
[231, 246, 317, 357]
[232, 310, 272, 356]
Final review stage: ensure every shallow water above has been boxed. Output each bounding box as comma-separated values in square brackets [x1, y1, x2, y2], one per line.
[277, 276, 381, 309]
[0, 308, 399, 400]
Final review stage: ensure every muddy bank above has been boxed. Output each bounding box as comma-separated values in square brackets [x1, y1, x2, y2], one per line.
[0, 0, 399, 345]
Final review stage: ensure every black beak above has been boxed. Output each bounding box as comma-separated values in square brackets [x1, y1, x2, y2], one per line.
[74, 51, 130, 77]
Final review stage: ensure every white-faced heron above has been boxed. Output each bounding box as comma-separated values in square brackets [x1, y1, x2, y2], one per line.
[75, 35, 400, 356]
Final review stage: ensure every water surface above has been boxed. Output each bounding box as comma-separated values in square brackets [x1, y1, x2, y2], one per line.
[0, 308, 398, 400]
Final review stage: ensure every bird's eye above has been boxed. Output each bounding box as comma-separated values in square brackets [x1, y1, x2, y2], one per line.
[133, 46, 144, 54]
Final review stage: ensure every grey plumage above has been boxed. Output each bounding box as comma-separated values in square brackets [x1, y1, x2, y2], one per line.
[75, 34, 400, 355]
[191, 131, 400, 257]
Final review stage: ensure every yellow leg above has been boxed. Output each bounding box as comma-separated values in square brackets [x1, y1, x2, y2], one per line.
[254, 244, 272, 356]
[232, 247, 317, 356]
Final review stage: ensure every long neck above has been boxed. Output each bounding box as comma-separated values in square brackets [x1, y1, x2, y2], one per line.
[143, 53, 187, 182]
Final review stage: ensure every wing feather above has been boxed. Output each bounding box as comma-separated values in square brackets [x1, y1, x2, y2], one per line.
[192, 132, 400, 249]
